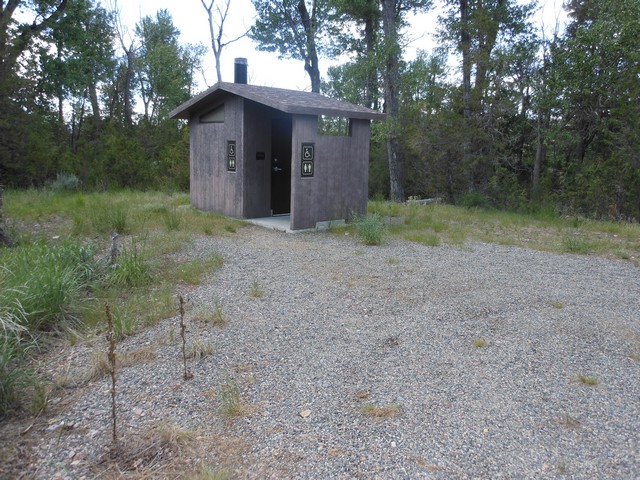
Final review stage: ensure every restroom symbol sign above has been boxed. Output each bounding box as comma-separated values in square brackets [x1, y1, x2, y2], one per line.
[302, 161, 313, 176]
[227, 140, 236, 171]
[302, 145, 314, 160]
[301, 143, 315, 177]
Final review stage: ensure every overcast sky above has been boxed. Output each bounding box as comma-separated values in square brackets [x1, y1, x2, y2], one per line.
[118, 0, 567, 93]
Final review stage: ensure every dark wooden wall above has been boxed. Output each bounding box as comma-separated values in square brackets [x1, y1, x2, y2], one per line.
[290, 115, 370, 230]
[189, 95, 244, 217]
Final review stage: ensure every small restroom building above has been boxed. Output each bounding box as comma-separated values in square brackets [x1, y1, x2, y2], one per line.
[170, 59, 385, 231]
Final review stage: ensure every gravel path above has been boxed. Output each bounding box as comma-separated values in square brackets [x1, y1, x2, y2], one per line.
[4, 226, 639, 479]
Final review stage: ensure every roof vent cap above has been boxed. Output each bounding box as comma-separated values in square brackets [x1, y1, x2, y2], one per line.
[234, 58, 248, 84]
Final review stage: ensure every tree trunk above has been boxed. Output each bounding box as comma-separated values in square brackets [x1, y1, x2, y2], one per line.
[298, 0, 321, 93]
[363, 0, 378, 110]
[459, 0, 473, 189]
[532, 111, 545, 202]
[88, 81, 102, 131]
[460, 0, 471, 122]
[123, 46, 135, 127]
[201, 0, 222, 83]
[380, 0, 404, 202]
[472, 0, 502, 114]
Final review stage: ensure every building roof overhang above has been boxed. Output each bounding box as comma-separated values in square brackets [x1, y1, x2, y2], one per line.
[170, 82, 386, 121]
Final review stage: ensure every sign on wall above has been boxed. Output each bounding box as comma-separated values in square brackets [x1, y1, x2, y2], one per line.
[301, 143, 314, 177]
[227, 141, 236, 171]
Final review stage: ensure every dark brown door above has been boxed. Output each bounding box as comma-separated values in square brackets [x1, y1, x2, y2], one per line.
[271, 117, 292, 215]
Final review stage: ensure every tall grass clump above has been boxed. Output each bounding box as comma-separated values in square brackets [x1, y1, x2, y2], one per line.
[0, 239, 102, 416]
[110, 238, 152, 287]
[354, 213, 386, 245]
[562, 235, 590, 254]
[163, 206, 184, 231]
[0, 240, 101, 331]
[0, 297, 32, 417]
[0, 336, 34, 417]
[89, 200, 129, 234]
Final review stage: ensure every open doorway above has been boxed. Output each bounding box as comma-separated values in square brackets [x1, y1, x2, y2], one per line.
[270, 117, 292, 215]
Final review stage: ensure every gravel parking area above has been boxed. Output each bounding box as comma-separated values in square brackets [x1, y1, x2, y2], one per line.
[4, 226, 639, 479]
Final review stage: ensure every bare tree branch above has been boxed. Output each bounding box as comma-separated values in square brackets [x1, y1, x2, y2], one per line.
[199, 0, 249, 83]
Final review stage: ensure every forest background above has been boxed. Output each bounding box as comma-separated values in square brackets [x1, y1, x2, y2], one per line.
[0, 0, 638, 219]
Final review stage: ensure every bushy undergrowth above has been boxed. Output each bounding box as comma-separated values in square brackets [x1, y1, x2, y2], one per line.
[354, 213, 386, 245]
[0, 240, 105, 416]
[0, 190, 235, 417]
[0, 240, 102, 332]
[47, 172, 80, 192]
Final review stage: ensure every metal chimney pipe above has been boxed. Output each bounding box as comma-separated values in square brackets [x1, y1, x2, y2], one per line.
[234, 58, 248, 84]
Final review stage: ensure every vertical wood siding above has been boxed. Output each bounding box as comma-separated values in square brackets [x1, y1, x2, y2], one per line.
[189, 95, 244, 217]
[291, 116, 370, 230]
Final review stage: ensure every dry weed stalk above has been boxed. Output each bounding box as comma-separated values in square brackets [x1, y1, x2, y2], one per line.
[109, 233, 119, 265]
[179, 295, 193, 380]
[105, 303, 118, 447]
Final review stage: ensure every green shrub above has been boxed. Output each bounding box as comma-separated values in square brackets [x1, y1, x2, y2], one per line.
[458, 191, 493, 209]
[354, 213, 386, 245]
[48, 172, 80, 192]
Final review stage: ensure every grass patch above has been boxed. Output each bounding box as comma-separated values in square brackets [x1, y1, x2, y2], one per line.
[157, 422, 196, 446]
[89, 201, 129, 234]
[186, 338, 215, 362]
[192, 302, 226, 326]
[248, 280, 265, 298]
[110, 237, 153, 288]
[219, 378, 242, 417]
[577, 374, 599, 386]
[361, 201, 640, 258]
[0, 240, 101, 332]
[353, 213, 386, 245]
[0, 337, 35, 417]
[403, 232, 440, 247]
[361, 402, 402, 419]
[84, 284, 176, 336]
[171, 253, 224, 285]
[562, 235, 590, 254]
[163, 206, 184, 232]
[0, 190, 236, 419]
[473, 338, 487, 348]
[191, 464, 232, 480]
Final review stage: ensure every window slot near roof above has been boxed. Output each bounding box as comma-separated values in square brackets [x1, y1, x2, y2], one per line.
[318, 115, 351, 137]
[200, 104, 225, 123]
